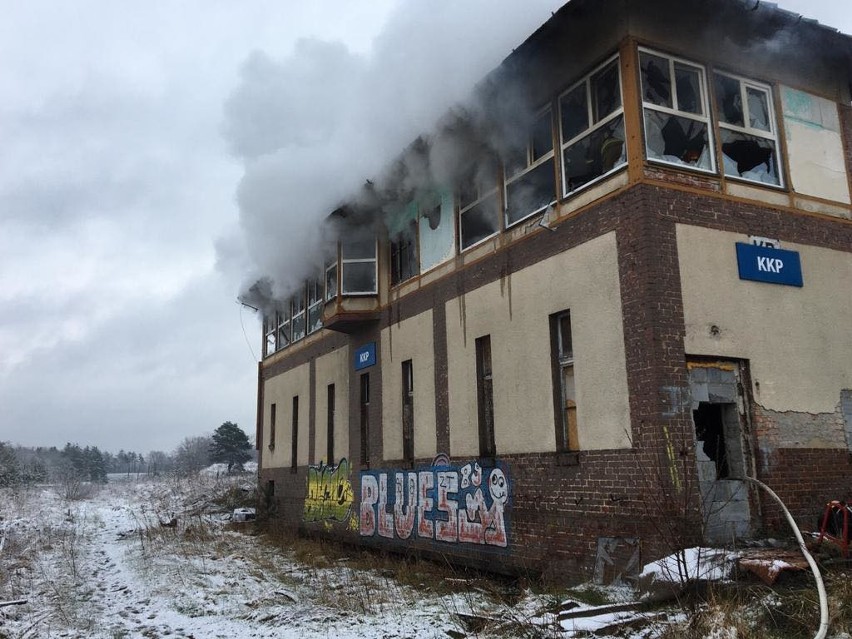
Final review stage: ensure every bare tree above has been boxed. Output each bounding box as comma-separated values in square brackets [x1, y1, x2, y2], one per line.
[173, 436, 212, 475]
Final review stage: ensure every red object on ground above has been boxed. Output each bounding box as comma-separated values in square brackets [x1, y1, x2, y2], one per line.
[816, 500, 850, 558]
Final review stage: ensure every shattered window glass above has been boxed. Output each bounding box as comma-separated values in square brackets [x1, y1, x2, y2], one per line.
[307, 279, 323, 334]
[714, 72, 780, 187]
[460, 192, 499, 249]
[504, 106, 556, 227]
[640, 49, 714, 172]
[559, 55, 626, 197]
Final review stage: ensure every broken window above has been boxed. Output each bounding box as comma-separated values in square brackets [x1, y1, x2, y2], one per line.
[402, 360, 414, 464]
[418, 189, 455, 272]
[552, 311, 578, 451]
[341, 237, 377, 295]
[640, 49, 714, 171]
[458, 159, 499, 250]
[504, 106, 557, 226]
[307, 278, 323, 334]
[714, 72, 781, 186]
[263, 315, 276, 357]
[388, 202, 418, 286]
[475, 335, 496, 458]
[291, 287, 306, 342]
[559, 56, 627, 196]
[277, 306, 291, 350]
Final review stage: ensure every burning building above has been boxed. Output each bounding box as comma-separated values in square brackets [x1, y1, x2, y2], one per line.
[250, 0, 852, 582]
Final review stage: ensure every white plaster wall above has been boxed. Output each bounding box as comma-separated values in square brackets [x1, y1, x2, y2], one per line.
[781, 86, 850, 206]
[314, 347, 350, 465]
[677, 224, 852, 414]
[262, 364, 311, 469]
[445, 231, 631, 456]
[380, 310, 437, 460]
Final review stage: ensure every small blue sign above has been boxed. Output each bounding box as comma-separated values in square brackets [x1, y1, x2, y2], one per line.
[354, 342, 376, 370]
[735, 242, 803, 287]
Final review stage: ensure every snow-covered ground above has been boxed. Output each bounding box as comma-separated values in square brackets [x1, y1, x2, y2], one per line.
[0, 474, 716, 638]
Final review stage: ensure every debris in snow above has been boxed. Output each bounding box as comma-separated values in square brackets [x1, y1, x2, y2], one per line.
[737, 548, 807, 585]
[232, 507, 256, 522]
[637, 547, 736, 602]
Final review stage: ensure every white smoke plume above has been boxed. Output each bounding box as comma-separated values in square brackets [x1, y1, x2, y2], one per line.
[222, 0, 565, 310]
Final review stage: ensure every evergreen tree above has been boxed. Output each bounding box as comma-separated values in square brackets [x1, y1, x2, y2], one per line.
[0, 442, 21, 487]
[209, 422, 252, 473]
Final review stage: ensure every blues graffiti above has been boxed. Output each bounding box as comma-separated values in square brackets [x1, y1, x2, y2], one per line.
[359, 455, 510, 547]
[304, 458, 355, 526]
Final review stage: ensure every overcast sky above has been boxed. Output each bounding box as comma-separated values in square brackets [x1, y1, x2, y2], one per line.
[0, 1, 849, 456]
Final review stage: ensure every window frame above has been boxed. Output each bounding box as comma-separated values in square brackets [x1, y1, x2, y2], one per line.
[712, 70, 784, 188]
[291, 286, 307, 342]
[326, 383, 335, 464]
[306, 277, 323, 334]
[475, 335, 496, 460]
[503, 104, 558, 228]
[401, 359, 414, 464]
[277, 306, 292, 351]
[558, 54, 628, 198]
[263, 315, 276, 357]
[390, 220, 419, 286]
[269, 402, 276, 450]
[550, 311, 578, 452]
[341, 238, 378, 296]
[291, 395, 299, 472]
[638, 47, 716, 174]
[325, 255, 338, 302]
[457, 161, 500, 252]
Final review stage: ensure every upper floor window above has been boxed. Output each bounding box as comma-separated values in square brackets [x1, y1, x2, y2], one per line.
[458, 158, 499, 251]
[307, 278, 323, 334]
[341, 237, 378, 295]
[325, 257, 338, 302]
[277, 306, 292, 349]
[389, 203, 419, 286]
[504, 106, 557, 226]
[291, 288, 306, 342]
[264, 315, 276, 357]
[640, 49, 714, 172]
[713, 72, 781, 186]
[559, 56, 626, 196]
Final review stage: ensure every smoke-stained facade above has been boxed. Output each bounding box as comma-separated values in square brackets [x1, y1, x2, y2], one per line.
[253, 0, 852, 583]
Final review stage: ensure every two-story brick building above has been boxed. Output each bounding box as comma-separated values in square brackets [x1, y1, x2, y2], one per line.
[250, 0, 852, 583]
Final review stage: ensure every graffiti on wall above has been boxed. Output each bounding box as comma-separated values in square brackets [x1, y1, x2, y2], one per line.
[304, 458, 355, 528]
[360, 455, 510, 547]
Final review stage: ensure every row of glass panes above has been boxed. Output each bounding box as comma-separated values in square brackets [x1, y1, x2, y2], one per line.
[264, 280, 324, 355]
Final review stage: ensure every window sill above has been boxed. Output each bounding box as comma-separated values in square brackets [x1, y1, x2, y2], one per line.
[556, 451, 580, 467]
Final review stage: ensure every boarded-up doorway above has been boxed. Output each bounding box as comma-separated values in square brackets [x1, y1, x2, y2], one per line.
[687, 360, 754, 544]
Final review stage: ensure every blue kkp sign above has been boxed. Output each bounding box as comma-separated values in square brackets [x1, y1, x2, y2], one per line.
[354, 342, 376, 370]
[735, 242, 803, 287]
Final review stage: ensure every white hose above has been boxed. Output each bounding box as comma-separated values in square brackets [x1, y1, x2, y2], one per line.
[744, 476, 829, 639]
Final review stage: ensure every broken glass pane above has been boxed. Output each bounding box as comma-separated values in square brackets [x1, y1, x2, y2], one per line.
[325, 264, 337, 301]
[560, 84, 589, 143]
[643, 110, 711, 169]
[460, 192, 499, 249]
[562, 115, 626, 194]
[292, 312, 306, 342]
[505, 158, 556, 226]
[531, 108, 554, 160]
[419, 190, 454, 272]
[591, 61, 621, 123]
[640, 52, 672, 108]
[747, 86, 770, 131]
[674, 63, 702, 115]
[714, 73, 744, 127]
[720, 130, 779, 185]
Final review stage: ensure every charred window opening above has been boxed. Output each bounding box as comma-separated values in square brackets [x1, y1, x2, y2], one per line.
[418, 190, 455, 272]
[402, 359, 414, 464]
[360, 373, 370, 468]
[307, 278, 323, 334]
[341, 237, 378, 295]
[551, 311, 578, 451]
[640, 49, 714, 171]
[458, 160, 499, 250]
[559, 56, 626, 197]
[504, 106, 557, 226]
[390, 220, 418, 286]
[475, 335, 496, 459]
[714, 72, 780, 186]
